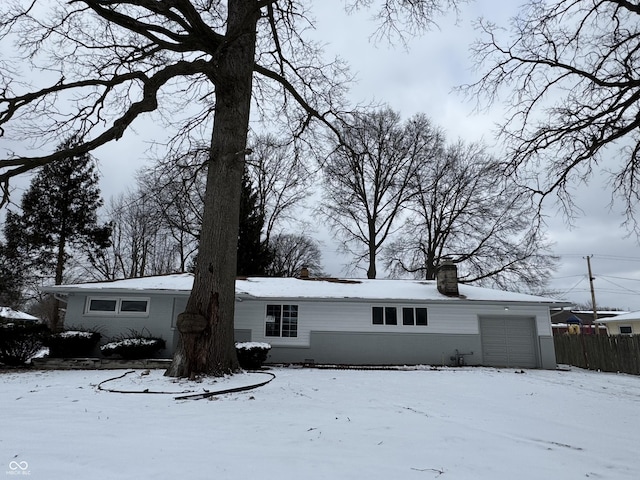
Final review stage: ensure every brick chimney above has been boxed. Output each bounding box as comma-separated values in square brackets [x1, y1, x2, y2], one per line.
[436, 257, 459, 297]
[299, 265, 310, 279]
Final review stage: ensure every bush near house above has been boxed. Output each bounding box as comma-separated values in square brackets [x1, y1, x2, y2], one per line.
[235, 342, 271, 369]
[0, 321, 50, 366]
[46, 330, 101, 358]
[100, 331, 166, 359]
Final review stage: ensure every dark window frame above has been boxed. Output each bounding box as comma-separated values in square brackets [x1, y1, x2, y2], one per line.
[371, 306, 399, 325]
[374, 305, 428, 326]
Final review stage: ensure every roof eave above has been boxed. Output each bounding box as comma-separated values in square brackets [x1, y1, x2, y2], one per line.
[42, 286, 191, 296]
[235, 293, 570, 306]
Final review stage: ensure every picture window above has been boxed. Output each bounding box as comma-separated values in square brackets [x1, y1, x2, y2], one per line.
[265, 304, 298, 337]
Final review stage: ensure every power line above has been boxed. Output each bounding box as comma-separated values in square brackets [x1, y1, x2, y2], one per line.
[592, 254, 640, 262]
[557, 277, 586, 297]
[561, 289, 640, 297]
[598, 277, 640, 295]
[556, 253, 640, 262]
[599, 275, 640, 282]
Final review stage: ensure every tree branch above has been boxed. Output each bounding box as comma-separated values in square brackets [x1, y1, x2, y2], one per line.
[0, 59, 210, 206]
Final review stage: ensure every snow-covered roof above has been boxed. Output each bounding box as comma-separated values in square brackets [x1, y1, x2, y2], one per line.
[595, 310, 640, 323]
[45, 273, 568, 305]
[0, 306, 39, 321]
[571, 310, 628, 316]
[44, 273, 196, 293]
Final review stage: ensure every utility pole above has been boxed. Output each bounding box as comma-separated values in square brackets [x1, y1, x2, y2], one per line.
[586, 255, 599, 335]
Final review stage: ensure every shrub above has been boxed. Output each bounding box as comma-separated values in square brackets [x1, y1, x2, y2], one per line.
[46, 330, 101, 358]
[235, 342, 271, 369]
[100, 331, 166, 359]
[0, 321, 50, 366]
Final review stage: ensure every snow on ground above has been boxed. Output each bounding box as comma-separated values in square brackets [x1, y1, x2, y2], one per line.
[1, 366, 639, 479]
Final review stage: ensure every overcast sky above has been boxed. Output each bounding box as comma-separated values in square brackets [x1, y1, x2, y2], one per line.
[4, 0, 640, 311]
[303, 1, 640, 311]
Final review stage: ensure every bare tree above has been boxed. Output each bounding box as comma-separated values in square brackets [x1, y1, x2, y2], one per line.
[267, 233, 325, 277]
[88, 191, 180, 280]
[0, 1, 461, 377]
[384, 140, 556, 291]
[137, 152, 206, 271]
[321, 108, 442, 278]
[246, 134, 312, 245]
[140, 135, 309, 266]
[465, 0, 640, 229]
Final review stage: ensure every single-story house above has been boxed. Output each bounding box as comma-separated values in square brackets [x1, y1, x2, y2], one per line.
[45, 262, 569, 369]
[595, 311, 640, 335]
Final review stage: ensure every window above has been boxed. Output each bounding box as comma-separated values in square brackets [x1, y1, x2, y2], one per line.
[85, 297, 150, 316]
[385, 307, 397, 325]
[372, 306, 398, 325]
[402, 307, 428, 326]
[416, 308, 428, 325]
[88, 298, 117, 312]
[372, 307, 384, 325]
[265, 304, 298, 337]
[619, 325, 633, 335]
[374, 306, 427, 326]
[120, 300, 149, 313]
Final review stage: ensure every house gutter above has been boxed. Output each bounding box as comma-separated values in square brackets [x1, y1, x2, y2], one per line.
[51, 293, 68, 303]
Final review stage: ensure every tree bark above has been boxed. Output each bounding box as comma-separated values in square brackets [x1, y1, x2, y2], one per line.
[166, 0, 258, 377]
[367, 220, 377, 279]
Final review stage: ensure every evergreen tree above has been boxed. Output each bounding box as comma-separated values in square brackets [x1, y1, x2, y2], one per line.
[0, 218, 25, 308]
[10, 138, 111, 330]
[236, 169, 272, 276]
[0, 250, 22, 308]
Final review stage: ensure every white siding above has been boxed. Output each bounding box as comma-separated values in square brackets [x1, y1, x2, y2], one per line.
[234, 299, 553, 346]
[62, 292, 554, 367]
[604, 320, 640, 335]
[63, 292, 177, 355]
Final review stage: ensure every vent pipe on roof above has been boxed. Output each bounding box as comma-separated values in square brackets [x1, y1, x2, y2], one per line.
[436, 257, 459, 297]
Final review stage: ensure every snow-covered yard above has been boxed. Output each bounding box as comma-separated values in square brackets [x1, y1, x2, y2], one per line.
[1, 366, 639, 479]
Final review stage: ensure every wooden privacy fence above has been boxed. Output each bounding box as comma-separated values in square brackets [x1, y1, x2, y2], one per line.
[554, 335, 640, 375]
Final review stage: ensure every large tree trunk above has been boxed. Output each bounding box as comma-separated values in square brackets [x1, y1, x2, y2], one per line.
[165, 1, 258, 378]
[424, 250, 437, 281]
[367, 220, 377, 279]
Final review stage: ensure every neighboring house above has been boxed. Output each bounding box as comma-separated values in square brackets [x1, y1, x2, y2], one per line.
[0, 307, 39, 324]
[550, 309, 618, 335]
[45, 262, 569, 369]
[595, 311, 640, 336]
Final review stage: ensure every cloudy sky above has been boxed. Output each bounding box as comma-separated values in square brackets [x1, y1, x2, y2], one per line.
[300, 0, 640, 311]
[4, 0, 640, 311]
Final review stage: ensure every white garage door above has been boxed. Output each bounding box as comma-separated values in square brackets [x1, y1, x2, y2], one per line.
[480, 317, 538, 368]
